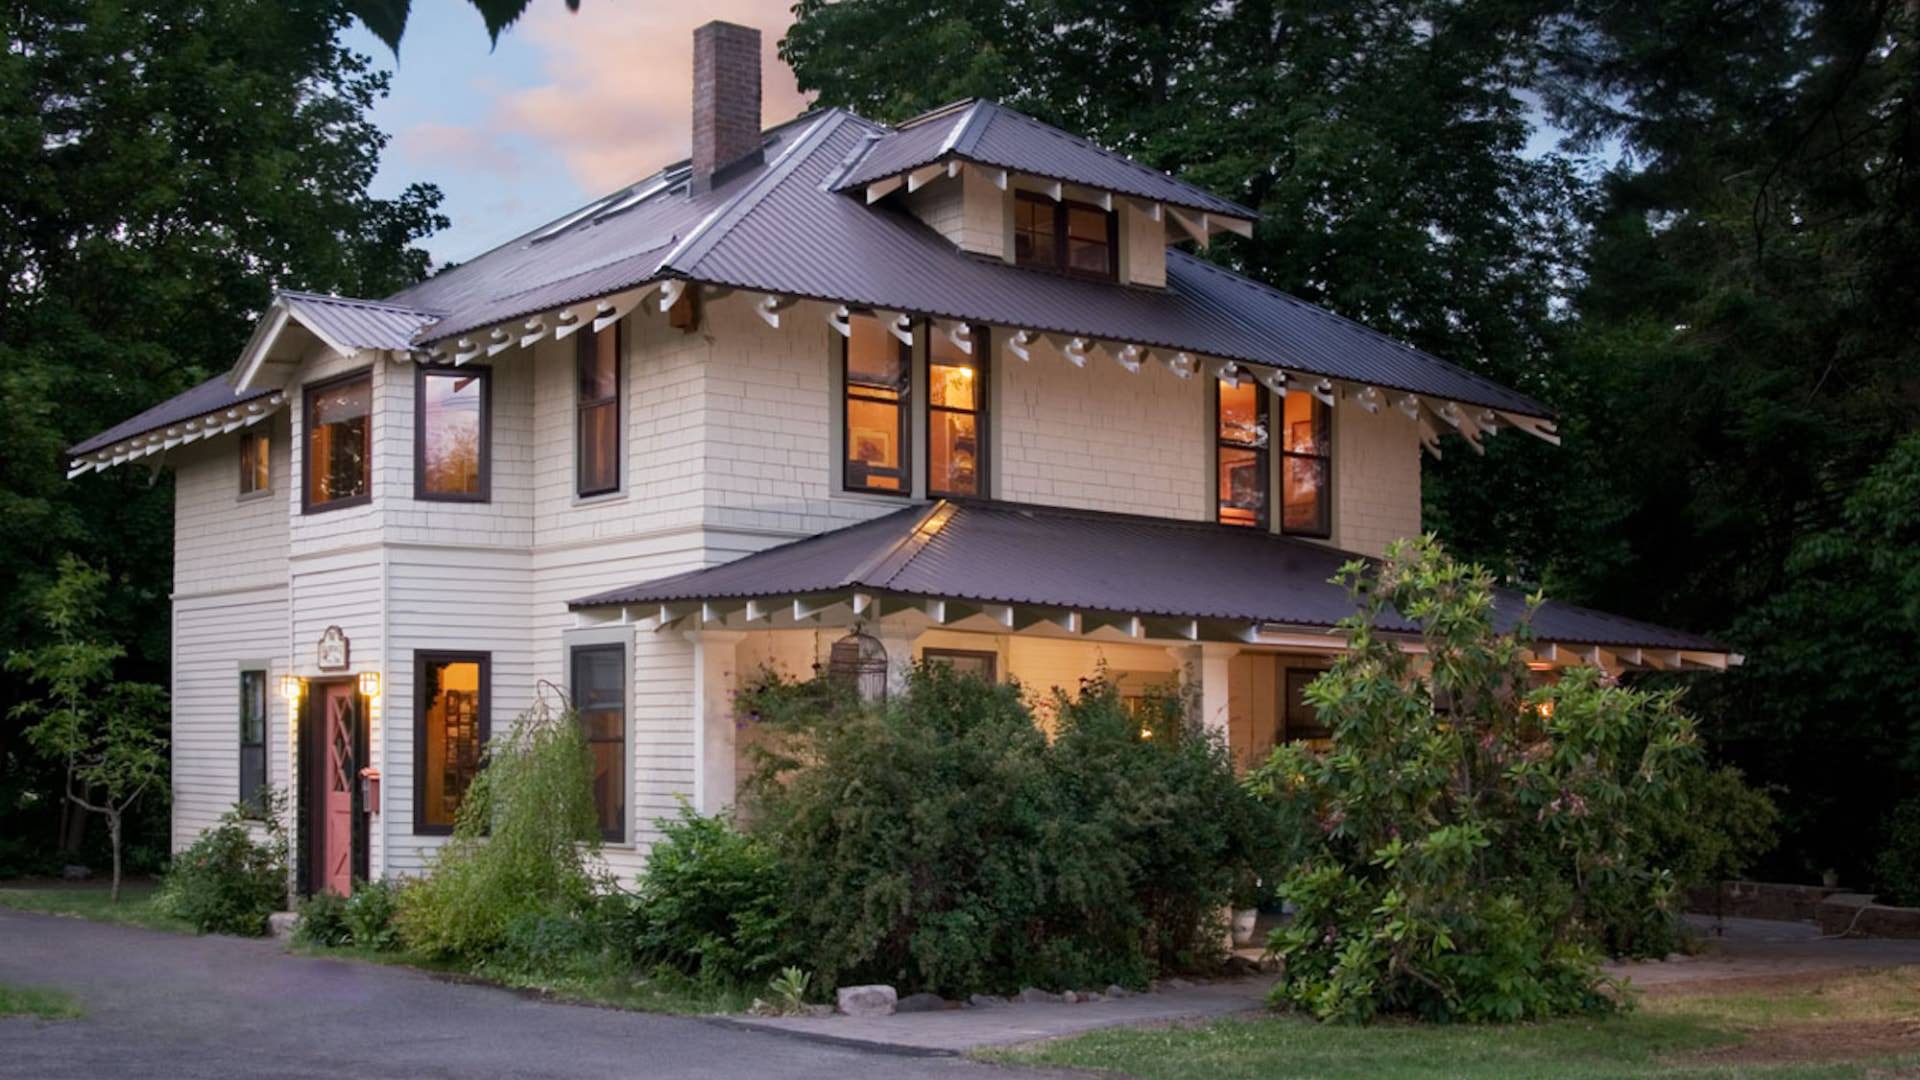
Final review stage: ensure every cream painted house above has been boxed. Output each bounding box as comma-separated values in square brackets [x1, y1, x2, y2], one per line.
[69, 22, 1734, 896]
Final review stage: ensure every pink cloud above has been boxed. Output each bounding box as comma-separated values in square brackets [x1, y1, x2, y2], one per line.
[395, 122, 521, 175]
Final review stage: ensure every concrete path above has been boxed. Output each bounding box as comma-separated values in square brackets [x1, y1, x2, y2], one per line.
[0, 909, 1070, 1079]
[734, 976, 1277, 1053]
[1604, 914, 1920, 992]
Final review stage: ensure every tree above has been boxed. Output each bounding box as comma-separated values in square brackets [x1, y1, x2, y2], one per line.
[346, 0, 575, 53]
[0, 0, 444, 860]
[7, 557, 168, 900]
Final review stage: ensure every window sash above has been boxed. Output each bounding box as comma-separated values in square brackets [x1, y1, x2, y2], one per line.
[415, 366, 491, 502]
[927, 325, 988, 498]
[922, 648, 997, 682]
[842, 317, 912, 494]
[571, 644, 627, 841]
[239, 433, 269, 495]
[1216, 379, 1270, 528]
[413, 651, 490, 835]
[239, 671, 266, 806]
[1013, 193, 1116, 280]
[1278, 395, 1331, 538]
[576, 325, 621, 497]
[302, 370, 372, 512]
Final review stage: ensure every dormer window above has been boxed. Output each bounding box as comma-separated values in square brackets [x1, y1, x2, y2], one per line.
[1014, 192, 1115, 280]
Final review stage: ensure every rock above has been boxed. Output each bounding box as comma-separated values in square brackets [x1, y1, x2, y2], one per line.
[267, 911, 299, 941]
[968, 994, 1008, 1008]
[1105, 984, 1134, 999]
[61, 865, 91, 881]
[803, 1004, 836, 1018]
[836, 984, 897, 1017]
[1165, 977, 1194, 990]
[896, 992, 954, 1013]
[1061, 991, 1080, 1004]
[1081, 992, 1104, 1003]
[1018, 987, 1062, 1004]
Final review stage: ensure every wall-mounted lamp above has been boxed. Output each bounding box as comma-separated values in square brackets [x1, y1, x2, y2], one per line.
[357, 671, 382, 699]
[280, 674, 305, 703]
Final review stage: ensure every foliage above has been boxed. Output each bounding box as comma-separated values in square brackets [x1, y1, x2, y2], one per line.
[0, 984, 84, 1021]
[631, 804, 798, 985]
[8, 557, 168, 901]
[394, 698, 604, 962]
[1247, 538, 1704, 1023]
[741, 662, 1273, 997]
[1603, 764, 1779, 956]
[297, 877, 401, 950]
[0, 884, 188, 934]
[156, 789, 289, 936]
[347, 0, 577, 52]
[292, 890, 352, 948]
[767, 966, 813, 1013]
[1874, 797, 1920, 908]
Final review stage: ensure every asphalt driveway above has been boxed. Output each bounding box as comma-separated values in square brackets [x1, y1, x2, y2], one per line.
[0, 908, 1061, 1080]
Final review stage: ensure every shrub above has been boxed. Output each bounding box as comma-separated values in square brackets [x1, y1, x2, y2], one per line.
[633, 804, 797, 984]
[395, 699, 605, 962]
[1875, 797, 1920, 906]
[156, 789, 288, 936]
[1602, 764, 1778, 956]
[1247, 537, 1704, 1023]
[293, 890, 351, 947]
[343, 878, 402, 951]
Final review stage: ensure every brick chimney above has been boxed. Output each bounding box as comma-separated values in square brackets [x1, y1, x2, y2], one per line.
[690, 21, 763, 194]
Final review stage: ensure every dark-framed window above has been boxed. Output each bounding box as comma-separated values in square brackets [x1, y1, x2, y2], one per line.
[1216, 376, 1269, 528]
[571, 644, 627, 841]
[1279, 392, 1331, 537]
[928, 324, 988, 498]
[302, 369, 373, 512]
[415, 365, 490, 502]
[923, 648, 997, 683]
[239, 670, 267, 807]
[414, 652, 491, 834]
[239, 431, 270, 496]
[1283, 667, 1332, 744]
[1013, 192, 1116, 280]
[843, 313, 911, 494]
[576, 323, 621, 497]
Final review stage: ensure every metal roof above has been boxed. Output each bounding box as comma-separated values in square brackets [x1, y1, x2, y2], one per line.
[68, 375, 278, 457]
[835, 99, 1257, 220]
[279, 291, 442, 352]
[570, 499, 1729, 655]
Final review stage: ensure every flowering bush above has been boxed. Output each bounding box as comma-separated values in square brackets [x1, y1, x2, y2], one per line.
[157, 788, 289, 936]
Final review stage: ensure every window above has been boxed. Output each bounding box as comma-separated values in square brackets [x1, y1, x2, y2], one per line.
[928, 326, 987, 497]
[303, 371, 372, 511]
[416, 366, 489, 501]
[1216, 377, 1269, 527]
[571, 644, 626, 841]
[576, 324, 620, 497]
[414, 652, 490, 834]
[1013, 193, 1115, 280]
[923, 648, 996, 682]
[239, 432, 270, 496]
[842, 314, 910, 493]
[239, 670, 267, 807]
[1279, 393, 1331, 537]
[1283, 668, 1332, 746]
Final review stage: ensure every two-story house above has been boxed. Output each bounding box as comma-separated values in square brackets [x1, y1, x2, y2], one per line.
[68, 22, 1735, 897]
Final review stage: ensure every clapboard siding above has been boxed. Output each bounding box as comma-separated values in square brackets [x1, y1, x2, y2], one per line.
[171, 589, 287, 851]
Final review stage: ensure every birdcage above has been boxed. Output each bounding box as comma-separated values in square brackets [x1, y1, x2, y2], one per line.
[828, 626, 889, 702]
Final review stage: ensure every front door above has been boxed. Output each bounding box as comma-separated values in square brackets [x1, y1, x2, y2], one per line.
[313, 682, 359, 896]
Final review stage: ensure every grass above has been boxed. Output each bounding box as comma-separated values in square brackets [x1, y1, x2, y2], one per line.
[0, 984, 83, 1021]
[0, 883, 191, 934]
[988, 968, 1920, 1079]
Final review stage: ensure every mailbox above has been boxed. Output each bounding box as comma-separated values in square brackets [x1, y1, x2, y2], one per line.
[358, 766, 381, 815]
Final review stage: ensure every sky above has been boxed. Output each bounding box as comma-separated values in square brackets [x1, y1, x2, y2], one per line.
[341, 0, 811, 268]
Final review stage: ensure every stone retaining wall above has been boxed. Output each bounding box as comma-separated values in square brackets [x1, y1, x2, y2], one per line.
[1690, 881, 1920, 939]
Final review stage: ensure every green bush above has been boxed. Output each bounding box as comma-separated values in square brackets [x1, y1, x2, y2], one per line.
[740, 662, 1272, 997]
[156, 789, 288, 936]
[633, 805, 797, 984]
[343, 878, 401, 950]
[1875, 797, 1920, 906]
[293, 890, 351, 947]
[395, 700, 605, 962]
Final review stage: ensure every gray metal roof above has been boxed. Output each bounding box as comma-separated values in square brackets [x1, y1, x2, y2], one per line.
[279, 291, 442, 351]
[68, 375, 277, 457]
[569, 499, 1729, 654]
[835, 99, 1257, 220]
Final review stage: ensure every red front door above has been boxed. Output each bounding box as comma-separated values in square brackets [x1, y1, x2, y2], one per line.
[317, 683, 357, 896]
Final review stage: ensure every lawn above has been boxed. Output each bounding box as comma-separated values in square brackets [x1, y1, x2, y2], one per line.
[0, 883, 190, 934]
[990, 967, 1920, 1079]
[0, 984, 83, 1020]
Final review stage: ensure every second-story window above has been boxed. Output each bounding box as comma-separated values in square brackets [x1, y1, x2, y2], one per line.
[928, 326, 987, 497]
[239, 431, 270, 496]
[577, 324, 621, 497]
[1279, 392, 1331, 537]
[416, 366, 489, 501]
[304, 370, 372, 512]
[843, 314, 910, 494]
[1216, 377, 1268, 528]
[1013, 192, 1115, 280]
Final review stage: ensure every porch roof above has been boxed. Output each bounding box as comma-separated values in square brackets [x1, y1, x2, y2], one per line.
[569, 500, 1736, 670]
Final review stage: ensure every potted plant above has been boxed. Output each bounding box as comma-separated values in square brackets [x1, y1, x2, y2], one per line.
[1230, 873, 1262, 947]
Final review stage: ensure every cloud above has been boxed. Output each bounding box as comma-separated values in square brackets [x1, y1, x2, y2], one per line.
[394, 123, 521, 176]
[494, 3, 811, 194]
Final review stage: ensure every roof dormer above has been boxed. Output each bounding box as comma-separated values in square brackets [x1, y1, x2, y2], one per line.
[841, 99, 1255, 289]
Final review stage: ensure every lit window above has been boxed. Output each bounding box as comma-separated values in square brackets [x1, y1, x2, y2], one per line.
[577, 325, 620, 497]
[928, 326, 987, 497]
[239, 432, 270, 496]
[416, 366, 489, 501]
[843, 314, 910, 494]
[571, 644, 626, 841]
[922, 648, 997, 682]
[1279, 393, 1331, 537]
[415, 653, 488, 833]
[1216, 378, 1268, 527]
[239, 670, 267, 807]
[304, 372, 371, 511]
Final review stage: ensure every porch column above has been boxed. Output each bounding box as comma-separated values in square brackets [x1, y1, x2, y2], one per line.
[686, 629, 747, 816]
[873, 622, 928, 699]
[1170, 643, 1239, 740]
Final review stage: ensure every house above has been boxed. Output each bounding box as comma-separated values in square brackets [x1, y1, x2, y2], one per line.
[68, 22, 1736, 897]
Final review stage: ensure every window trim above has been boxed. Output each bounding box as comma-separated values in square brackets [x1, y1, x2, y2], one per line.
[575, 323, 622, 499]
[926, 323, 990, 499]
[1013, 191, 1118, 281]
[238, 669, 267, 808]
[1214, 376, 1271, 529]
[238, 430, 271, 499]
[570, 642, 628, 842]
[1277, 395, 1333, 539]
[841, 317, 914, 496]
[300, 367, 374, 515]
[412, 650, 492, 837]
[413, 364, 492, 504]
[922, 647, 998, 682]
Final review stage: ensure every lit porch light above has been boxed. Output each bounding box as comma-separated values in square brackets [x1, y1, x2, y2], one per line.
[280, 675, 305, 703]
[357, 671, 382, 699]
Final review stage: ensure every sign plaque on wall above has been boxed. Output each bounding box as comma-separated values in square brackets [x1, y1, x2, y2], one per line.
[316, 625, 351, 671]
